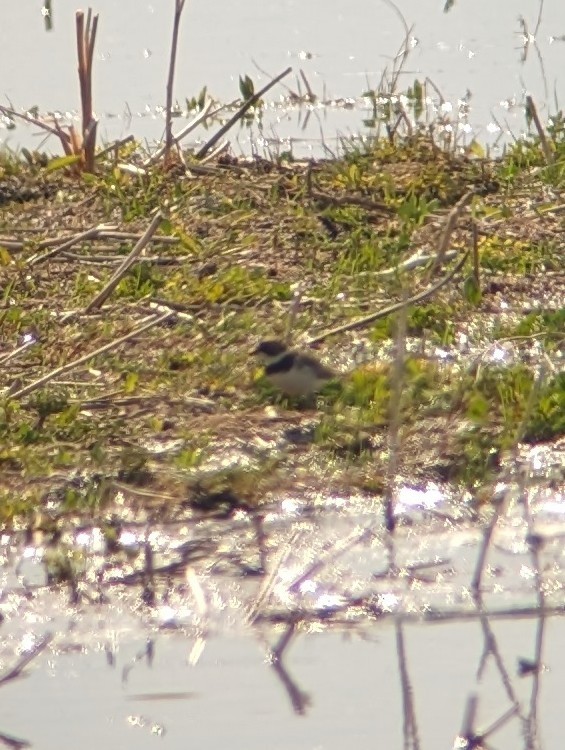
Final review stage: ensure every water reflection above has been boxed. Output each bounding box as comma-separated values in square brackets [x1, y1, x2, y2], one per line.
[2, 608, 564, 748]
[3, 450, 565, 745]
[1, 0, 564, 156]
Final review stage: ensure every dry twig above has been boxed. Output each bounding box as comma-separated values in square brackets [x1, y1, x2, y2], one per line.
[307, 248, 470, 345]
[196, 67, 293, 159]
[8, 310, 174, 401]
[0, 633, 53, 687]
[526, 95, 554, 165]
[27, 224, 114, 266]
[76, 9, 99, 172]
[84, 212, 163, 312]
[164, 0, 187, 166]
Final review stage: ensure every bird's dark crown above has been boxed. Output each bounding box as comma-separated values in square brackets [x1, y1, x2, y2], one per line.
[253, 339, 288, 357]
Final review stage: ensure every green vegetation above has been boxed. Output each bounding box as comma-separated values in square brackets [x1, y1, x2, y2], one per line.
[1, 100, 564, 528]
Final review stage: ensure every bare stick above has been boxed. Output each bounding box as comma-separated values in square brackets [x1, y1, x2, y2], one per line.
[526, 95, 553, 165]
[0, 339, 36, 367]
[375, 249, 458, 280]
[8, 310, 174, 401]
[0, 104, 71, 143]
[429, 190, 474, 274]
[470, 498, 503, 596]
[196, 67, 292, 159]
[395, 619, 421, 750]
[308, 188, 473, 346]
[0, 228, 180, 253]
[145, 99, 213, 167]
[246, 531, 301, 624]
[533, 0, 545, 35]
[76, 10, 87, 132]
[199, 140, 229, 164]
[95, 134, 135, 160]
[307, 248, 469, 345]
[299, 69, 315, 102]
[84, 212, 163, 312]
[164, 0, 187, 166]
[0, 632, 53, 686]
[27, 224, 113, 266]
[288, 526, 375, 595]
[76, 9, 99, 171]
[383, 291, 408, 538]
[471, 220, 480, 291]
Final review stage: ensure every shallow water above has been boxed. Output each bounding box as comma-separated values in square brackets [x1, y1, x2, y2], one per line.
[1, 0, 564, 155]
[2, 616, 565, 748]
[1, 437, 564, 748]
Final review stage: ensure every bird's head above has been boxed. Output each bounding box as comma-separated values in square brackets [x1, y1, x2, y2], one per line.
[251, 339, 289, 364]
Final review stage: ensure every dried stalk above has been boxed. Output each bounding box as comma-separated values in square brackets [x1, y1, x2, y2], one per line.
[0, 11, 98, 171]
[429, 189, 474, 274]
[84, 212, 163, 312]
[196, 66, 292, 159]
[307, 248, 469, 345]
[471, 220, 480, 291]
[8, 310, 174, 401]
[526, 95, 554, 165]
[145, 98, 213, 168]
[1, 228, 179, 254]
[0, 104, 71, 143]
[76, 9, 99, 171]
[27, 224, 113, 266]
[164, 0, 187, 166]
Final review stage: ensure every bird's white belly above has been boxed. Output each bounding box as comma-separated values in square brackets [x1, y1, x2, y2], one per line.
[268, 366, 325, 396]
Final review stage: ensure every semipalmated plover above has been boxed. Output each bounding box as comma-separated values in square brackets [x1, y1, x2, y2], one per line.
[251, 339, 337, 396]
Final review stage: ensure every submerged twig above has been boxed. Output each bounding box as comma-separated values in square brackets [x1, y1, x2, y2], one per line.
[395, 619, 421, 750]
[269, 624, 310, 715]
[0, 632, 53, 687]
[470, 491, 528, 732]
[246, 530, 301, 624]
[383, 290, 409, 538]
[288, 526, 375, 595]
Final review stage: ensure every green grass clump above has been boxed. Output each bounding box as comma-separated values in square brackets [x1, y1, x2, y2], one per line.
[449, 366, 564, 486]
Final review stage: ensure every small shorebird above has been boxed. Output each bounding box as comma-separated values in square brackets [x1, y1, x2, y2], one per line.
[251, 339, 337, 396]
